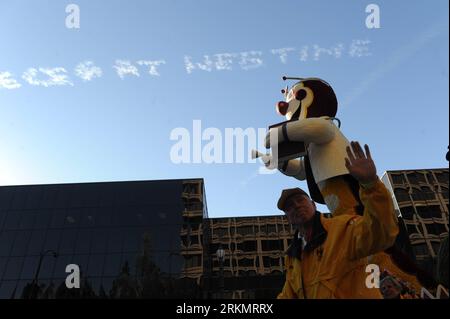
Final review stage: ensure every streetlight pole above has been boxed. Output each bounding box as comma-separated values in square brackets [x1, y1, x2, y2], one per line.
[30, 250, 58, 299]
[216, 245, 225, 299]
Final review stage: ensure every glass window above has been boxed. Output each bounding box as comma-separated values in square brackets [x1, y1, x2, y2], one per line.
[239, 258, 254, 267]
[88, 277, 103, 297]
[53, 255, 73, 279]
[17, 281, 35, 300]
[19, 279, 51, 299]
[87, 254, 105, 277]
[97, 208, 112, 227]
[11, 230, 32, 256]
[67, 185, 83, 208]
[71, 254, 89, 276]
[121, 252, 137, 277]
[237, 226, 254, 236]
[37, 254, 57, 280]
[267, 225, 277, 234]
[392, 174, 405, 185]
[168, 253, 184, 276]
[122, 228, 140, 253]
[0, 257, 7, 279]
[242, 241, 257, 251]
[406, 223, 419, 235]
[24, 187, 43, 210]
[123, 228, 144, 252]
[80, 208, 96, 228]
[0, 231, 16, 256]
[19, 212, 36, 230]
[20, 256, 40, 280]
[190, 235, 199, 245]
[75, 229, 94, 254]
[54, 187, 69, 208]
[394, 188, 410, 203]
[0, 281, 17, 299]
[99, 185, 114, 207]
[79, 184, 99, 207]
[153, 225, 181, 251]
[27, 230, 46, 255]
[3, 256, 24, 280]
[116, 208, 133, 227]
[407, 173, 419, 185]
[436, 172, 449, 184]
[416, 206, 432, 219]
[10, 187, 28, 210]
[432, 242, 441, 256]
[0, 188, 14, 210]
[107, 229, 123, 253]
[43, 229, 62, 253]
[441, 188, 449, 200]
[416, 173, 427, 183]
[4, 211, 21, 230]
[39, 280, 57, 299]
[50, 209, 66, 228]
[64, 208, 81, 228]
[34, 210, 52, 229]
[59, 229, 78, 255]
[413, 244, 429, 257]
[39, 186, 58, 209]
[103, 254, 123, 277]
[0, 210, 6, 231]
[262, 256, 272, 267]
[181, 235, 188, 247]
[271, 257, 281, 267]
[90, 229, 108, 254]
[400, 206, 415, 219]
[71, 254, 89, 277]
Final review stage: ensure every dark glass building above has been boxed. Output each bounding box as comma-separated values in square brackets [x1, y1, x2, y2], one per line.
[0, 179, 207, 299]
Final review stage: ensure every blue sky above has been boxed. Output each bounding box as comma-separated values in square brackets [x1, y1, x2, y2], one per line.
[0, 0, 448, 217]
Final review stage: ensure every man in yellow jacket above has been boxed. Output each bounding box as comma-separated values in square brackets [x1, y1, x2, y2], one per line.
[277, 141, 399, 299]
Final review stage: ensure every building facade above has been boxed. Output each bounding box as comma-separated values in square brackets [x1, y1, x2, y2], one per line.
[382, 168, 449, 275]
[4, 169, 445, 299]
[0, 179, 207, 299]
[202, 215, 296, 298]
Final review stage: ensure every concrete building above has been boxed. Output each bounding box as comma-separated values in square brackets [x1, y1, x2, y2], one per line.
[381, 168, 449, 275]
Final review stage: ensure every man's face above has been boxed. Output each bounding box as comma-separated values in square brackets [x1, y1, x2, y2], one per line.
[380, 279, 401, 299]
[283, 194, 316, 226]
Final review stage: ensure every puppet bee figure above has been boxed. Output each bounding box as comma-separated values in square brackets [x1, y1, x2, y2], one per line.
[264, 76, 363, 217]
[260, 77, 427, 294]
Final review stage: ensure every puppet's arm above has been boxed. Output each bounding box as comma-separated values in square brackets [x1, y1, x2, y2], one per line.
[265, 117, 336, 148]
[279, 158, 306, 181]
[255, 150, 306, 180]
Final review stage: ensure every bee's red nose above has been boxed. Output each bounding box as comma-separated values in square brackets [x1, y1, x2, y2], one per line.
[276, 101, 289, 116]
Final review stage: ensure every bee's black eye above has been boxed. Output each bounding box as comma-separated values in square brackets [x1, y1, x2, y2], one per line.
[295, 89, 307, 101]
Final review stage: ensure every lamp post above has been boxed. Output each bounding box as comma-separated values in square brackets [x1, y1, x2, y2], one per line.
[216, 245, 225, 299]
[30, 250, 59, 299]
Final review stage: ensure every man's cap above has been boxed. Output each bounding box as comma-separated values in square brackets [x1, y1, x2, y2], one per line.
[277, 187, 310, 210]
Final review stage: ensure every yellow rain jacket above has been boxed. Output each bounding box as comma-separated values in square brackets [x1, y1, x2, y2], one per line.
[278, 180, 399, 299]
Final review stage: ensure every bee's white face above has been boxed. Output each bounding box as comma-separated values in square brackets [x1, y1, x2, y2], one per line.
[280, 82, 314, 121]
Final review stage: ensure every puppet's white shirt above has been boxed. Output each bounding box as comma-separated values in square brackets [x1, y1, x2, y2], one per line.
[284, 116, 351, 184]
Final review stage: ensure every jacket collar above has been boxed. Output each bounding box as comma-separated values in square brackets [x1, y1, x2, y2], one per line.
[286, 211, 328, 260]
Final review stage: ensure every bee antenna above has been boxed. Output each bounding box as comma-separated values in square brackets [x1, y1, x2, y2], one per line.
[282, 76, 305, 81]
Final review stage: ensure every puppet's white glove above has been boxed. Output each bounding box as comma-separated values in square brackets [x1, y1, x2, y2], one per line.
[264, 127, 284, 149]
